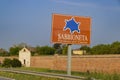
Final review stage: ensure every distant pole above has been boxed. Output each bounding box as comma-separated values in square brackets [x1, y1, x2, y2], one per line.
[67, 44, 72, 76]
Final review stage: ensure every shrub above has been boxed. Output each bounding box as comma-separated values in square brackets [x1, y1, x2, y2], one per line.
[2, 58, 21, 68]
[11, 58, 22, 67]
[2, 58, 12, 68]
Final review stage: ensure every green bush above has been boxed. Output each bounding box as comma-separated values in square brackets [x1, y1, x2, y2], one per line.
[2, 58, 12, 68]
[11, 58, 22, 67]
[2, 58, 21, 68]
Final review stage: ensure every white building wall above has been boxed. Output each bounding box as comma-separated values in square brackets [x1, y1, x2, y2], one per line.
[73, 50, 86, 55]
[19, 48, 31, 67]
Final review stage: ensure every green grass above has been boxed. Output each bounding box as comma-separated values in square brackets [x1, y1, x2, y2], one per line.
[0, 67, 120, 80]
[0, 71, 64, 80]
[17, 67, 120, 80]
[93, 72, 120, 80]
[72, 71, 120, 80]
[18, 67, 67, 74]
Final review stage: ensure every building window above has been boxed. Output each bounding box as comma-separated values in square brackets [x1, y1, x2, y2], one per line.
[23, 49, 26, 52]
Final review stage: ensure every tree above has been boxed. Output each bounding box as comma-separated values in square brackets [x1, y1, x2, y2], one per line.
[13, 42, 28, 48]
[9, 43, 26, 56]
[53, 43, 62, 54]
[62, 44, 68, 55]
[80, 46, 91, 54]
[91, 44, 111, 55]
[53, 43, 61, 49]
[36, 46, 55, 55]
[110, 41, 120, 54]
[0, 48, 9, 56]
[9, 46, 22, 56]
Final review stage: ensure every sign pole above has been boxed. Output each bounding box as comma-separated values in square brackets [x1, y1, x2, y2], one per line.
[51, 14, 91, 75]
[67, 44, 72, 76]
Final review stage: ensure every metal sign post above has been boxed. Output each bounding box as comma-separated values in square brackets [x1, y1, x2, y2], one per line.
[67, 44, 72, 76]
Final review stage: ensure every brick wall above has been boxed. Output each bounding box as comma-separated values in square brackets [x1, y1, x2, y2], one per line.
[30, 56, 54, 69]
[0, 56, 18, 64]
[0, 55, 120, 73]
[71, 55, 120, 73]
[31, 55, 120, 73]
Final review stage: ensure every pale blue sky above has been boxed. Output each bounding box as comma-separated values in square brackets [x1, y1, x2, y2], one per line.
[0, 0, 120, 50]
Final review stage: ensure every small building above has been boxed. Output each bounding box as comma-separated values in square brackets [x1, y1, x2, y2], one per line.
[72, 49, 86, 55]
[19, 47, 31, 67]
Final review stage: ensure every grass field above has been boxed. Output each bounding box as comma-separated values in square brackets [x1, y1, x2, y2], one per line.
[16, 67, 120, 80]
[0, 71, 64, 80]
[0, 67, 120, 80]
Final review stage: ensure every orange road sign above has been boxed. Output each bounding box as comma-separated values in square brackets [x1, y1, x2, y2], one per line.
[51, 13, 91, 45]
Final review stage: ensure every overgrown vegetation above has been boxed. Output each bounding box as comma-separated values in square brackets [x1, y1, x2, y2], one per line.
[80, 41, 120, 55]
[0, 41, 120, 56]
[27, 67, 119, 80]
[36, 46, 55, 55]
[2, 58, 21, 68]
[0, 71, 64, 80]
[53, 44, 68, 55]
[6, 67, 120, 80]
[0, 48, 9, 56]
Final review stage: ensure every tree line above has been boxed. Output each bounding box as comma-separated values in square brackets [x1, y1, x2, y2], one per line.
[0, 42, 68, 56]
[0, 41, 120, 56]
[80, 41, 120, 55]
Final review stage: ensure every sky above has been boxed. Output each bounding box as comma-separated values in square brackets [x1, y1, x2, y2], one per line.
[0, 0, 120, 50]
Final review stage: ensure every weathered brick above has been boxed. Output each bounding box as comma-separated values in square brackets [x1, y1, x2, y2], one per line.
[0, 55, 120, 73]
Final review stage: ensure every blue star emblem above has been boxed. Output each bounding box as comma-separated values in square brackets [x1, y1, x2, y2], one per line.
[64, 17, 80, 34]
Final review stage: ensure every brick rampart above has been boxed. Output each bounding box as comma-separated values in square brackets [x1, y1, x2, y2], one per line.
[0, 55, 120, 73]
[0, 56, 18, 63]
[31, 55, 120, 73]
